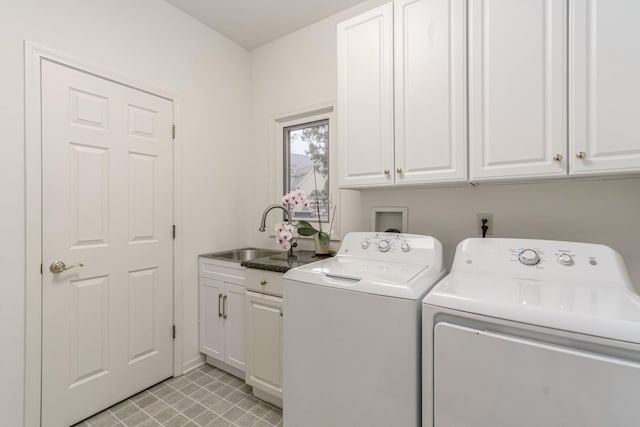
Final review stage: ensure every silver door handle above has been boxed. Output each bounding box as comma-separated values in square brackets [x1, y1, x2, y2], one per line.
[222, 295, 228, 319]
[218, 294, 223, 318]
[49, 261, 84, 274]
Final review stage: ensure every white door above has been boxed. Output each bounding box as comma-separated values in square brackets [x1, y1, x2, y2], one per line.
[41, 59, 174, 427]
[570, 0, 640, 175]
[225, 283, 246, 371]
[394, 0, 467, 185]
[245, 291, 283, 400]
[468, 0, 567, 181]
[199, 278, 226, 362]
[338, 2, 395, 188]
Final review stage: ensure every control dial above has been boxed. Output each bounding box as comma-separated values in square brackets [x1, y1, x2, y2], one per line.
[400, 242, 410, 253]
[519, 249, 541, 266]
[557, 253, 574, 266]
[361, 241, 370, 249]
[378, 240, 391, 253]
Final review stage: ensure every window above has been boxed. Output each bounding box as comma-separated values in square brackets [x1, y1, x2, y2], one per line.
[273, 105, 337, 238]
[284, 119, 330, 223]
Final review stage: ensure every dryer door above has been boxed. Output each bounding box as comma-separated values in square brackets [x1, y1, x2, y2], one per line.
[433, 322, 640, 427]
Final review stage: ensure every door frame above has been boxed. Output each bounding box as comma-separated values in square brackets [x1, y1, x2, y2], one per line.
[24, 42, 184, 426]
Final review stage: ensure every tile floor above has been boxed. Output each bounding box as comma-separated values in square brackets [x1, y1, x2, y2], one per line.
[73, 364, 283, 427]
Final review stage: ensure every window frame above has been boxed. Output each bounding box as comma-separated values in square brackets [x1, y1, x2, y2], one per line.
[273, 104, 338, 240]
[283, 118, 330, 223]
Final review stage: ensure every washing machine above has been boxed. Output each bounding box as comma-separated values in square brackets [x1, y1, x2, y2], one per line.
[423, 238, 640, 427]
[283, 232, 445, 427]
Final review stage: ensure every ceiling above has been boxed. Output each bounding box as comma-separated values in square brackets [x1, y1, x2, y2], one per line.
[165, 0, 367, 50]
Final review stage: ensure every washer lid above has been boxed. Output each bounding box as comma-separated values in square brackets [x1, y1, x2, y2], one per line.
[284, 257, 445, 299]
[424, 272, 640, 344]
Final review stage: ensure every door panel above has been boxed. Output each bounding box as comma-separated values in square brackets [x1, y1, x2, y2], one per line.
[225, 283, 247, 371]
[394, 0, 467, 184]
[199, 278, 226, 361]
[338, 3, 394, 187]
[469, 0, 567, 180]
[41, 59, 173, 427]
[570, 0, 640, 174]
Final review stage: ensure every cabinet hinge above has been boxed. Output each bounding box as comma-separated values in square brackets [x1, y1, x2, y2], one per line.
[172, 225, 176, 239]
[172, 124, 176, 140]
[172, 325, 176, 339]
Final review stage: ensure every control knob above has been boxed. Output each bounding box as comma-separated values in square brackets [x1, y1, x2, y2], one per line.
[557, 253, 574, 266]
[361, 241, 370, 249]
[400, 242, 410, 253]
[519, 249, 541, 266]
[378, 240, 391, 253]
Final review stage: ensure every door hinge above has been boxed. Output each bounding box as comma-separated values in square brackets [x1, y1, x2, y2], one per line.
[172, 325, 176, 339]
[40, 263, 43, 274]
[172, 225, 176, 239]
[172, 124, 176, 140]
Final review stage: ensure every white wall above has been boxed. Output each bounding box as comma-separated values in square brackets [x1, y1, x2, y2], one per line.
[0, 1, 250, 424]
[248, 1, 640, 291]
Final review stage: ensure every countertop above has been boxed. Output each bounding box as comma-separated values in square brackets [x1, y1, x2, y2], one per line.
[241, 250, 334, 273]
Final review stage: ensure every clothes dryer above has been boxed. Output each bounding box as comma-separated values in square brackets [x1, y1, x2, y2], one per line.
[423, 238, 640, 427]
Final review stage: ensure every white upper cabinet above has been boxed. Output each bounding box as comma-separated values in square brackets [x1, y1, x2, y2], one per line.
[468, 0, 567, 181]
[338, 3, 394, 187]
[338, 0, 466, 188]
[570, 0, 640, 175]
[394, 0, 467, 184]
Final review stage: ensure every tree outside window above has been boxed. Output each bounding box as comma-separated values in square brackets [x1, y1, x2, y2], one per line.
[284, 119, 329, 223]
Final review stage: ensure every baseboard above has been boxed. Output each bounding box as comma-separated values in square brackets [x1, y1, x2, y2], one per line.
[182, 354, 205, 374]
[253, 388, 283, 409]
[204, 356, 245, 380]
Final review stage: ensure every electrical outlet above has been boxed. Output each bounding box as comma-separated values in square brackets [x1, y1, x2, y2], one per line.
[477, 213, 493, 236]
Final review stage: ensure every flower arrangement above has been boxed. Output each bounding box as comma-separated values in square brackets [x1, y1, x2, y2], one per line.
[274, 188, 334, 253]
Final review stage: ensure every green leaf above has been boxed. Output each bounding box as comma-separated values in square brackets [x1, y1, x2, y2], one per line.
[297, 220, 315, 229]
[318, 231, 330, 245]
[297, 227, 318, 237]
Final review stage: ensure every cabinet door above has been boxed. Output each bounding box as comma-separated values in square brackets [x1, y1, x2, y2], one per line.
[338, 2, 394, 188]
[199, 277, 226, 362]
[394, 0, 467, 184]
[224, 283, 246, 371]
[570, 0, 640, 175]
[245, 291, 283, 400]
[469, 0, 567, 181]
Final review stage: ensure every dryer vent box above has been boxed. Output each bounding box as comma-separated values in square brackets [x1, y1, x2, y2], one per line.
[371, 207, 408, 233]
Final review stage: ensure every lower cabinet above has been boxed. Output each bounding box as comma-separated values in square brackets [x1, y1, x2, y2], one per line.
[199, 277, 246, 372]
[245, 290, 284, 406]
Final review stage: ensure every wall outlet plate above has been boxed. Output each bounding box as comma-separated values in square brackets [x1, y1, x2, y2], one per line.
[477, 213, 493, 236]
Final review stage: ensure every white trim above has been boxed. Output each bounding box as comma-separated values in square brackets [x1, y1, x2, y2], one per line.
[182, 355, 206, 374]
[24, 42, 184, 426]
[270, 100, 340, 241]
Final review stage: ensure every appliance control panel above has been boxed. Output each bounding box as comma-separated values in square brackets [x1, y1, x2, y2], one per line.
[337, 232, 442, 266]
[453, 238, 632, 288]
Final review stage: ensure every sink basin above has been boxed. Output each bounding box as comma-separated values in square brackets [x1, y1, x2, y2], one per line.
[202, 248, 283, 263]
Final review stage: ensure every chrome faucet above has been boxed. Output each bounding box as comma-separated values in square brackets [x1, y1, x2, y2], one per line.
[258, 204, 296, 259]
[258, 204, 291, 232]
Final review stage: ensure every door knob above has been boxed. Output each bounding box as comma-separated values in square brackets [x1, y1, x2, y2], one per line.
[396, 168, 403, 174]
[383, 169, 390, 175]
[576, 152, 587, 159]
[553, 154, 563, 161]
[49, 261, 84, 274]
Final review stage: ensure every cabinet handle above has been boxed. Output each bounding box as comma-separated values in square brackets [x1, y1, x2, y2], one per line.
[553, 154, 563, 162]
[396, 168, 402, 174]
[222, 295, 228, 319]
[260, 279, 267, 286]
[383, 169, 390, 175]
[218, 293, 223, 318]
[576, 152, 587, 159]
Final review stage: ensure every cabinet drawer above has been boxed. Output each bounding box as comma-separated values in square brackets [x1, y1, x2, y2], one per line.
[199, 257, 245, 285]
[245, 269, 283, 297]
